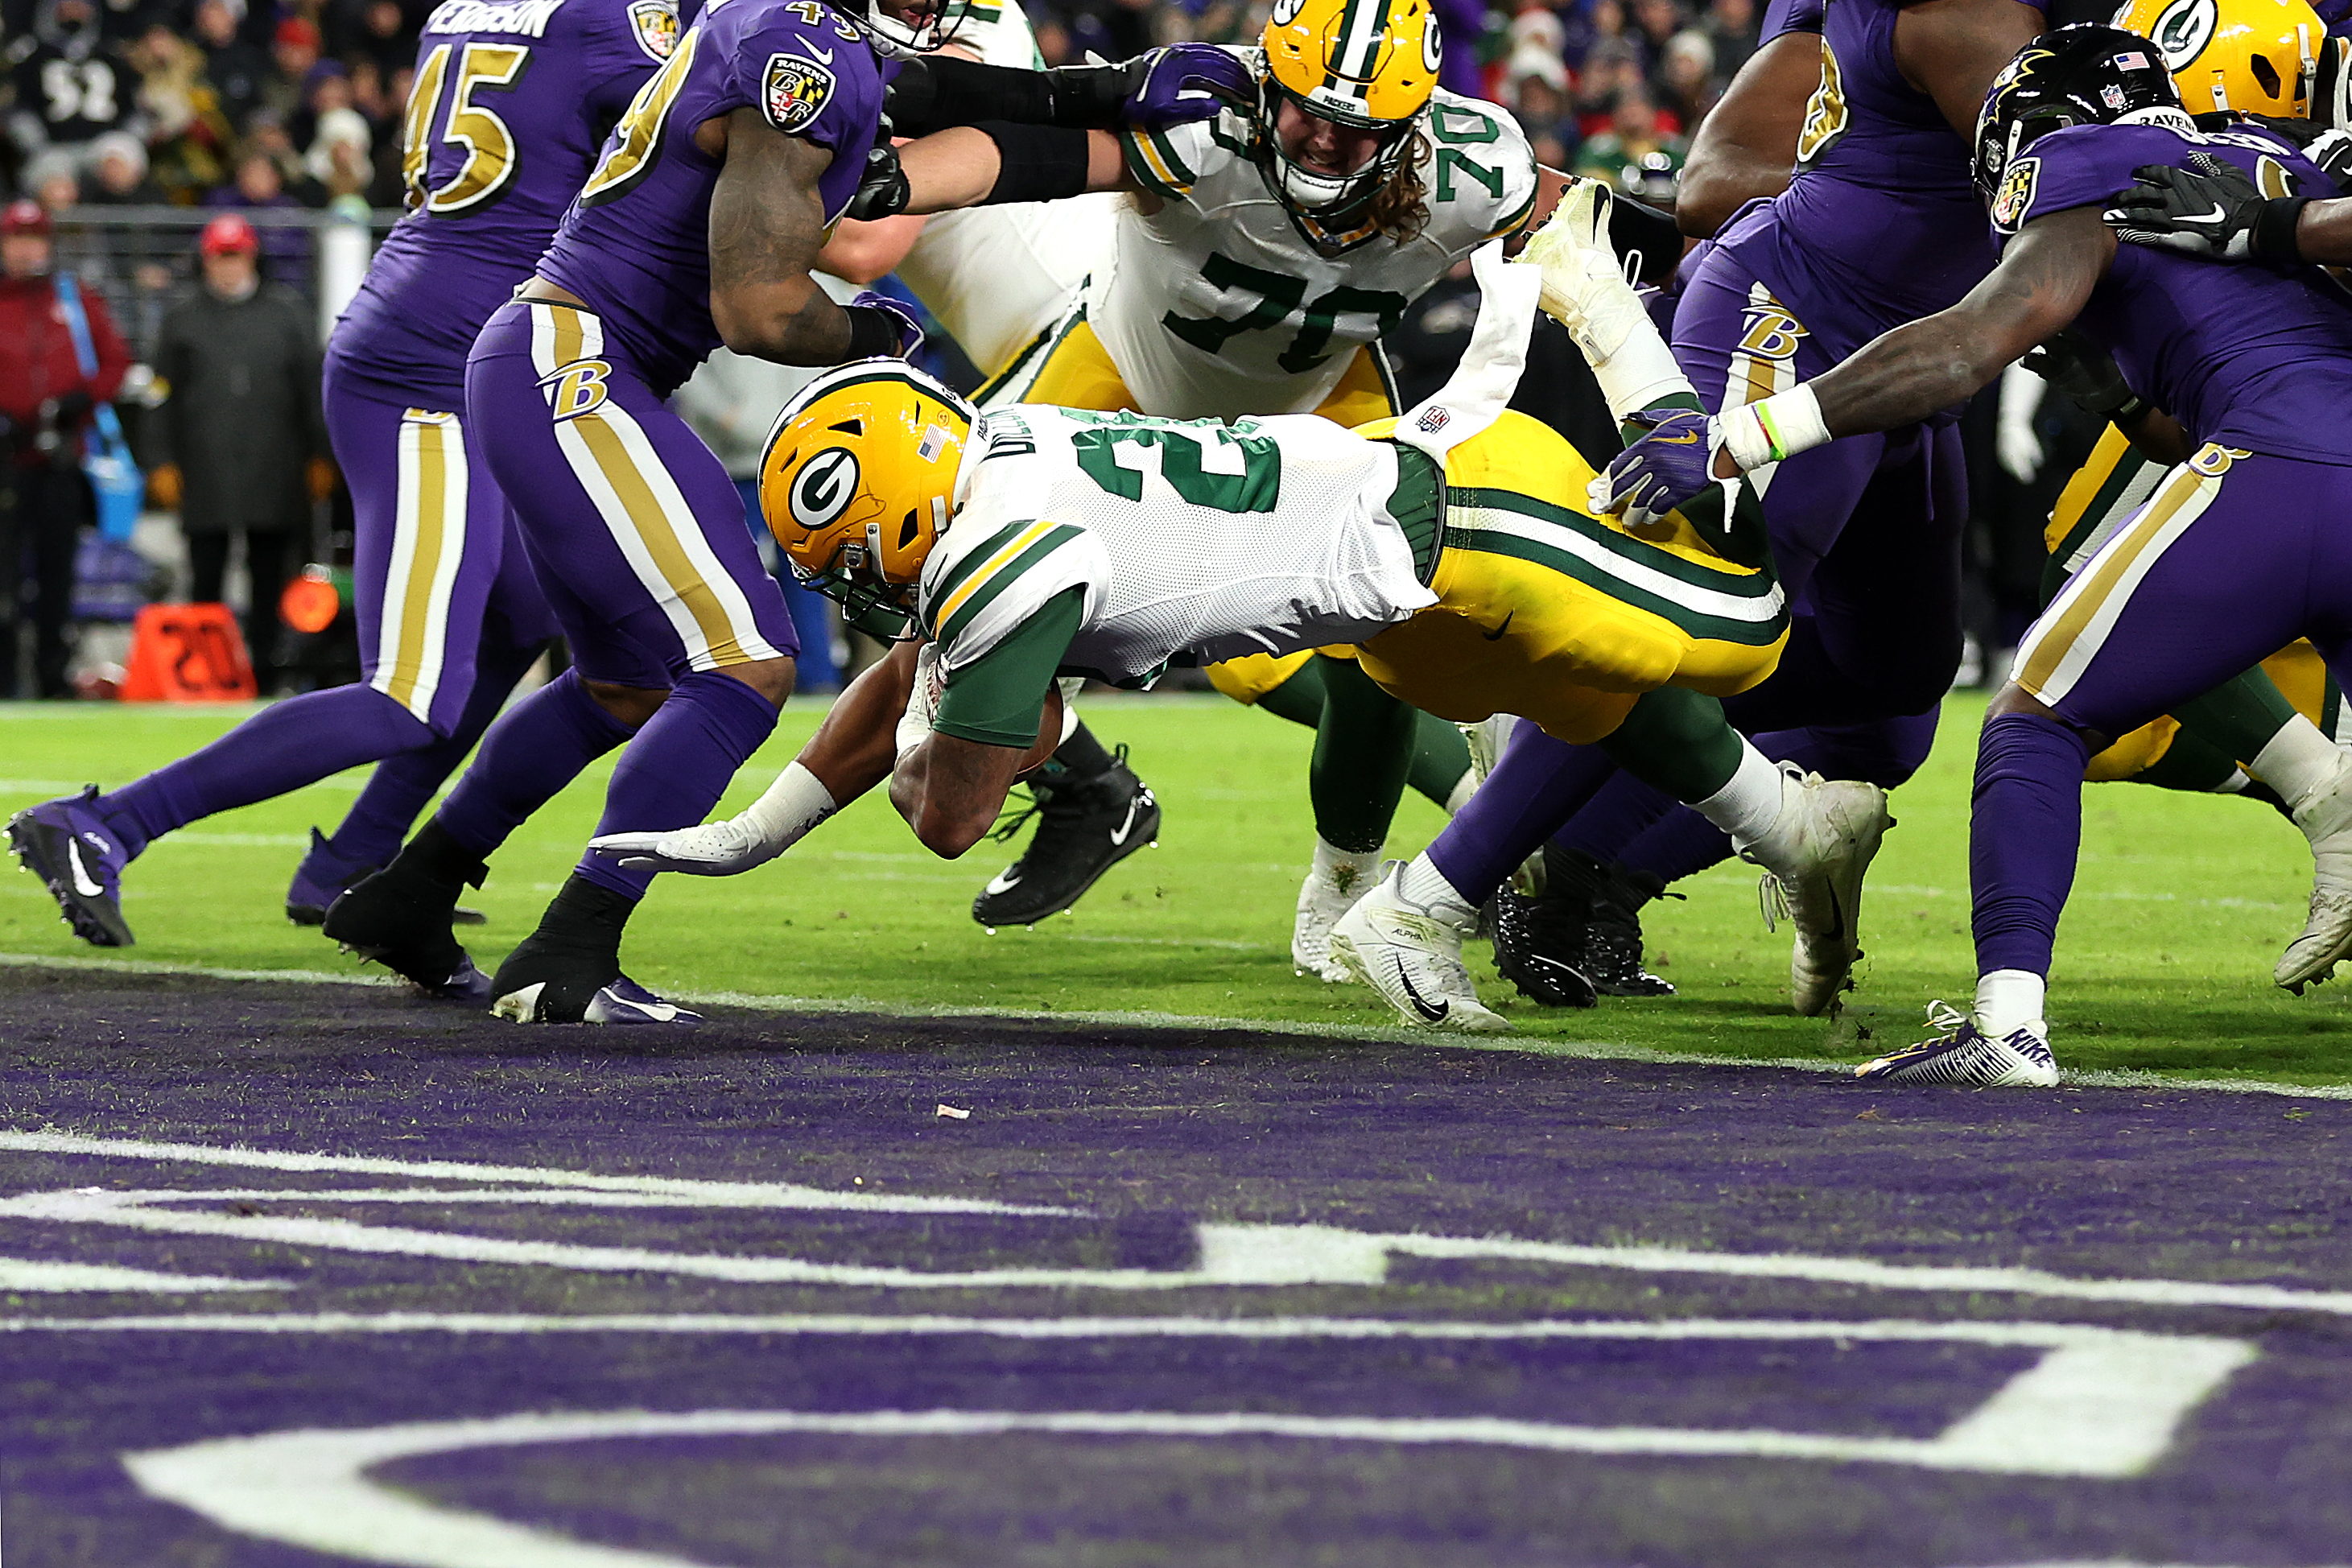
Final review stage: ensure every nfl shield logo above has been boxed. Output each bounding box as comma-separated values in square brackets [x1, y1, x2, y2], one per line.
[2101, 82, 2129, 110]
[1416, 407, 1450, 434]
[764, 52, 836, 134]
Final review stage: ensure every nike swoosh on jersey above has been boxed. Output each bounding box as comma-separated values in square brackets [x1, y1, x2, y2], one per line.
[802, 41, 834, 62]
[1482, 611, 1514, 642]
[1395, 956, 1450, 1022]
[66, 840, 103, 898]
[1108, 798, 1143, 847]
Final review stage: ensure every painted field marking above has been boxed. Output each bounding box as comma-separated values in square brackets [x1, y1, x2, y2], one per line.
[6, 951, 2349, 1099]
[118, 1318, 2253, 1568]
[0, 1258, 283, 1293]
[7, 1131, 2352, 1311]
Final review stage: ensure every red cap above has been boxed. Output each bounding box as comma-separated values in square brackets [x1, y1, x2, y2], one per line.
[1, 198, 51, 238]
[275, 15, 320, 46]
[200, 212, 259, 256]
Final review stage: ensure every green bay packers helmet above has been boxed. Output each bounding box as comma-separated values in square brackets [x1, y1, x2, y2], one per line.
[1256, 0, 1441, 214]
[757, 360, 976, 633]
[2114, 0, 2324, 116]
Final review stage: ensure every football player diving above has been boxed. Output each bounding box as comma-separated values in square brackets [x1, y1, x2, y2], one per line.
[589, 201, 1890, 1034]
[1595, 24, 2352, 1085]
[840, 0, 1687, 982]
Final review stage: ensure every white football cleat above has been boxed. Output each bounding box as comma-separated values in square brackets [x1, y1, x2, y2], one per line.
[1745, 766, 1892, 1017]
[2278, 753, 2352, 992]
[1328, 861, 1511, 1032]
[1292, 853, 1379, 983]
[1855, 1001, 2059, 1087]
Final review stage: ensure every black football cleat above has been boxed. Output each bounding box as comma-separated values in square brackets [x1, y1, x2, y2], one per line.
[1584, 858, 1677, 998]
[7, 786, 136, 947]
[972, 748, 1159, 927]
[488, 875, 699, 1025]
[1489, 889, 1598, 1008]
[321, 826, 492, 1004]
[289, 827, 485, 927]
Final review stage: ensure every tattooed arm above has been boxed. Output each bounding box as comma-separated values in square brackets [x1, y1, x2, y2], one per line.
[702, 109, 859, 364]
[1805, 204, 2115, 440]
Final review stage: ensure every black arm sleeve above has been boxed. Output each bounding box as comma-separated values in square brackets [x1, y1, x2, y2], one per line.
[1607, 193, 1686, 286]
[977, 122, 1092, 205]
[885, 57, 1051, 136]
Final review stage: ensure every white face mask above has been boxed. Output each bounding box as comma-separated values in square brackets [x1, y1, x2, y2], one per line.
[842, 0, 969, 59]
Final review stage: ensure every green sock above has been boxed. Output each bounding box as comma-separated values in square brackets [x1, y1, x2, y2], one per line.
[1596, 687, 1747, 803]
[2171, 669, 2299, 765]
[2131, 731, 2246, 794]
[1310, 655, 1417, 853]
[1253, 658, 1327, 729]
[1408, 710, 1472, 811]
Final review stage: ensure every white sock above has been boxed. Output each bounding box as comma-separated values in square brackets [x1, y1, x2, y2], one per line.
[1397, 853, 1477, 923]
[739, 761, 838, 855]
[1693, 742, 1789, 852]
[1311, 836, 1381, 897]
[1442, 768, 1478, 815]
[2251, 716, 2344, 814]
[1974, 968, 2047, 1038]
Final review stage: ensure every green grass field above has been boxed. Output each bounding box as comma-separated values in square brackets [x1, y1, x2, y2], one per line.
[7, 689, 2352, 1085]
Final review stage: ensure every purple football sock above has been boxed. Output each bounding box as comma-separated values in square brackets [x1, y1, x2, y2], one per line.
[573, 670, 781, 900]
[323, 634, 544, 870]
[435, 668, 635, 859]
[1552, 769, 1678, 863]
[1426, 723, 1620, 904]
[97, 685, 435, 858]
[1970, 711, 2090, 979]
[1618, 809, 1739, 885]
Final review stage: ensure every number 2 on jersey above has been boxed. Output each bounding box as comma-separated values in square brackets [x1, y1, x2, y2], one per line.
[402, 42, 531, 216]
[1069, 419, 1283, 513]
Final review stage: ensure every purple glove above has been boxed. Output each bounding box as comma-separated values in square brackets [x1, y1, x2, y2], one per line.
[850, 289, 926, 361]
[1120, 43, 1252, 127]
[1590, 407, 1718, 530]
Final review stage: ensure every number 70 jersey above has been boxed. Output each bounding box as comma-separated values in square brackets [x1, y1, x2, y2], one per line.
[1087, 74, 1537, 421]
[918, 405, 1438, 685]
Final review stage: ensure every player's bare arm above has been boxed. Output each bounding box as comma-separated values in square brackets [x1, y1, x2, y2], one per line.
[1676, 30, 1825, 237]
[1802, 205, 2113, 439]
[891, 729, 1036, 857]
[1893, 0, 2049, 138]
[887, 124, 1133, 213]
[703, 109, 863, 364]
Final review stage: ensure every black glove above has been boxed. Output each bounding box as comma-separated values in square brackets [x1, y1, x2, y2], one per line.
[2020, 328, 2144, 423]
[52, 390, 93, 425]
[845, 141, 910, 222]
[2102, 154, 2309, 262]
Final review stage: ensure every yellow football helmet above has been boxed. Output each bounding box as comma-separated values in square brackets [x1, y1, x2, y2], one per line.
[1257, 0, 1441, 213]
[2115, 0, 2324, 116]
[757, 359, 976, 631]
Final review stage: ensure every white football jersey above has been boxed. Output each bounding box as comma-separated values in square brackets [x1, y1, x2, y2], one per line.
[1056, 68, 1538, 421]
[916, 403, 1438, 684]
[893, 0, 1118, 376]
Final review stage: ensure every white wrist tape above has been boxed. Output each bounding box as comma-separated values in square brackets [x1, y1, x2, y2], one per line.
[895, 643, 945, 763]
[1585, 316, 1697, 425]
[1717, 385, 1831, 472]
[736, 761, 838, 860]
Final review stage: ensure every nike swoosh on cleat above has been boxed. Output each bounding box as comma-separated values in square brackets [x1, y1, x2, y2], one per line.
[1108, 798, 1144, 848]
[65, 840, 102, 898]
[984, 868, 1023, 894]
[1394, 956, 1450, 1022]
[1482, 611, 1514, 642]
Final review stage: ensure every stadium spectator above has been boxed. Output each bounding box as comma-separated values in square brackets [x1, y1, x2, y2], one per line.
[1573, 82, 1686, 202]
[6, 0, 146, 169]
[146, 212, 329, 679]
[1506, 52, 1577, 169]
[0, 196, 130, 699]
[191, 0, 274, 132]
[207, 144, 311, 271]
[79, 128, 162, 203]
[1703, 0, 1757, 80]
[1657, 29, 1719, 126]
[266, 15, 323, 121]
[297, 63, 372, 198]
[130, 23, 235, 200]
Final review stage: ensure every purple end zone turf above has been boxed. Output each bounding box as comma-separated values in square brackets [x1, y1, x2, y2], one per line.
[2, 965, 2350, 1566]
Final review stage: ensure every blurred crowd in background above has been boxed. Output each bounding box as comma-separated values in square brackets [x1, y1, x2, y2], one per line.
[0, 0, 2086, 702]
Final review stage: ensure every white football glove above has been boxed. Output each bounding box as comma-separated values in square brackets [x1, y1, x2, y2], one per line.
[1517, 177, 1694, 422]
[895, 642, 946, 764]
[588, 760, 839, 876]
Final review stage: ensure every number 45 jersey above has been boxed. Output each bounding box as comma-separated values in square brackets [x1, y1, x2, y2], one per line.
[918, 406, 1440, 684]
[331, 0, 680, 406]
[1075, 71, 1537, 421]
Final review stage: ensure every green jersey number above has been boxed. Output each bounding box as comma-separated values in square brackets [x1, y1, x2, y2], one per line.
[1067, 415, 1283, 514]
[1162, 253, 1408, 374]
[1430, 102, 1504, 204]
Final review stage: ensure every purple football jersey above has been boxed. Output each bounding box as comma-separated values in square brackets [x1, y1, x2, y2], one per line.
[1724, 0, 2043, 332]
[331, 0, 679, 404]
[1760, 0, 1823, 46]
[1995, 118, 2352, 464]
[536, 0, 889, 395]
